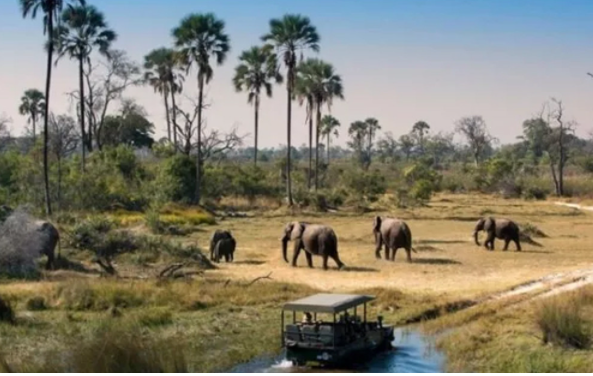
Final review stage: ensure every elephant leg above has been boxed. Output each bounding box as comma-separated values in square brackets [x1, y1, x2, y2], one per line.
[291, 241, 302, 267]
[391, 247, 398, 262]
[305, 252, 313, 268]
[406, 248, 412, 263]
[330, 254, 345, 270]
[375, 235, 383, 259]
[503, 239, 510, 251]
[384, 243, 389, 260]
[225, 253, 230, 262]
[514, 237, 522, 251]
[322, 254, 329, 270]
[46, 252, 54, 270]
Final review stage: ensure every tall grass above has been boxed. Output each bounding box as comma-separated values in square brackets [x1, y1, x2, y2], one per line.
[7, 323, 188, 372]
[0, 295, 14, 324]
[535, 290, 593, 349]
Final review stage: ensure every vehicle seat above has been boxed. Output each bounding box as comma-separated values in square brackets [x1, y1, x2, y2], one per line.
[301, 325, 318, 342]
[285, 324, 301, 342]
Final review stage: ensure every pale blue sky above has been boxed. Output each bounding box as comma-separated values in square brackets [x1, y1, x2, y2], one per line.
[1, 0, 592, 147]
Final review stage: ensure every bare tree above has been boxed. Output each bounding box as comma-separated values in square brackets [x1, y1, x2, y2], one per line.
[201, 124, 246, 165]
[455, 116, 496, 167]
[67, 50, 142, 152]
[173, 95, 213, 155]
[539, 99, 577, 196]
[48, 114, 79, 209]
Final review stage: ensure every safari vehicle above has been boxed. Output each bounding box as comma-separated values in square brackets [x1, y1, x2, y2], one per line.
[281, 293, 394, 368]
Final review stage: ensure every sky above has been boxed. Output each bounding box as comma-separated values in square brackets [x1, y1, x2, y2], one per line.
[0, 0, 592, 148]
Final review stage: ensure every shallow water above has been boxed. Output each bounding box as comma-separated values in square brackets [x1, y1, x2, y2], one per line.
[230, 328, 445, 373]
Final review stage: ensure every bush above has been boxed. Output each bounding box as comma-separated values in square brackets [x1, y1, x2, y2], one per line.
[342, 168, 387, 203]
[34, 323, 188, 372]
[536, 294, 591, 349]
[26, 296, 47, 311]
[135, 307, 173, 327]
[154, 155, 196, 204]
[0, 296, 14, 324]
[522, 186, 549, 201]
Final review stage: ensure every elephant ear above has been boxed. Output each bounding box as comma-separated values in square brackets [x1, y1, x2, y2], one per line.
[373, 216, 382, 232]
[484, 217, 495, 231]
[290, 222, 306, 240]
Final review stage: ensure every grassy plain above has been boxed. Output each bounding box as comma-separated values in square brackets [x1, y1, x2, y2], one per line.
[1, 193, 593, 371]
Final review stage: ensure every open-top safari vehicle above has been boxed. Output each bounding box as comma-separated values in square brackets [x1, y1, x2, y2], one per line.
[281, 293, 394, 368]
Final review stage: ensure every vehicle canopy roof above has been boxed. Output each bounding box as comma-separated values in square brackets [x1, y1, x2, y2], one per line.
[283, 293, 375, 314]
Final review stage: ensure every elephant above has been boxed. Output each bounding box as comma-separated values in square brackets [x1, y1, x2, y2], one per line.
[281, 222, 345, 270]
[209, 229, 234, 261]
[213, 236, 236, 263]
[373, 216, 416, 262]
[474, 217, 521, 251]
[36, 221, 60, 270]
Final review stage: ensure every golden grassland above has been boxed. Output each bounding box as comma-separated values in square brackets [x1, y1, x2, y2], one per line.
[1, 193, 593, 371]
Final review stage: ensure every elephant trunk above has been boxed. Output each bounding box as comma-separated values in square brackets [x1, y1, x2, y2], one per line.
[281, 237, 289, 263]
[474, 230, 480, 246]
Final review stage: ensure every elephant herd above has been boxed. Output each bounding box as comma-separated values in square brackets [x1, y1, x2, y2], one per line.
[209, 216, 523, 271]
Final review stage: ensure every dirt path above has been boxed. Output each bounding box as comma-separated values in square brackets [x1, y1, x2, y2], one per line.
[554, 201, 593, 212]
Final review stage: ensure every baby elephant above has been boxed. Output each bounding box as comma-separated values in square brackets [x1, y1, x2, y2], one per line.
[209, 230, 236, 263]
[373, 216, 416, 262]
[474, 217, 521, 251]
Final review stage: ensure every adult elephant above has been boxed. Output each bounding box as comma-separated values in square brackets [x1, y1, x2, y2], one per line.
[213, 236, 236, 263]
[281, 222, 345, 270]
[1, 214, 59, 270]
[373, 216, 416, 262]
[209, 229, 234, 261]
[474, 217, 521, 251]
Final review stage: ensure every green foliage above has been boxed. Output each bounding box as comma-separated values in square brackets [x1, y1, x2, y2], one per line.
[0, 295, 14, 324]
[155, 154, 196, 204]
[342, 168, 386, 203]
[26, 296, 47, 311]
[402, 161, 442, 205]
[536, 294, 592, 349]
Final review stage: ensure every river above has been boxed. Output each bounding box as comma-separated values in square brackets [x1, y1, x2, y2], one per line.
[230, 328, 445, 373]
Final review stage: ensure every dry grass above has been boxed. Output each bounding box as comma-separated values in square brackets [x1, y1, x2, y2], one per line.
[188, 193, 593, 298]
[2, 193, 593, 371]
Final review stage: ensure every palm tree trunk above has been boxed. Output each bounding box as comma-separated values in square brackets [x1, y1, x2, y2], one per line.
[315, 102, 321, 191]
[57, 156, 62, 212]
[286, 72, 294, 206]
[254, 95, 259, 166]
[170, 89, 178, 152]
[327, 133, 331, 165]
[195, 74, 204, 204]
[32, 117, 36, 143]
[164, 90, 172, 142]
[308, 101, 313, 190]
[43, 15, 53, 216]
[78, 57, 86, 171]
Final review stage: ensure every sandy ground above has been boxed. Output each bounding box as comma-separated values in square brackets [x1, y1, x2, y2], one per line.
[191, 195, 593, 300]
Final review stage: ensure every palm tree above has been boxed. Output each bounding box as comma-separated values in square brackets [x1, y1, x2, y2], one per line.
[365, 118, 381, 165]
[20, 0, 80, 216]
[18, 89, 46, 142]
[320, 115, 340, 164]
[144, 48, 184, 148]
[233, 45, 282, 166]
[262, 14, 320, 205]
[173, 13, 230, 204]
[53, 3, 116, 169]
[412, 120, 430, 154]
[294, 66, 315, 189]
[296, 58, 343, 190]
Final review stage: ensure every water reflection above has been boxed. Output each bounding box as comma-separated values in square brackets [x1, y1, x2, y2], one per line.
[230, 328, 445, 373]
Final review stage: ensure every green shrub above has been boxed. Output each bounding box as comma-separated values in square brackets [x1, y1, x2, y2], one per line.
[135, 307, 173, 327]
[25, 296, 47, 311]
[0, 296, 14, 324]
[33, 323, 188, 372]
[154, 155, 196, 204]
[536, 295, 591, 349]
